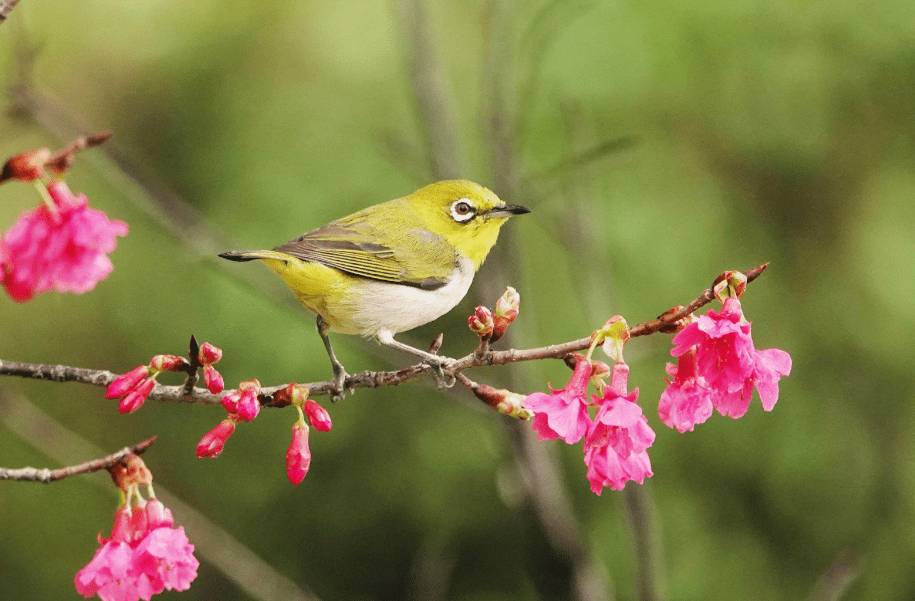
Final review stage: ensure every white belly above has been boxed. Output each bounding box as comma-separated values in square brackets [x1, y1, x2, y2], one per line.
[348, 256, 474, 337]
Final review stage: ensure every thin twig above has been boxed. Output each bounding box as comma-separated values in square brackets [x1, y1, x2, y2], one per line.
[0, 0, 22, 23]
[0, 263, 769, 403]
[0, 436, 156, 483]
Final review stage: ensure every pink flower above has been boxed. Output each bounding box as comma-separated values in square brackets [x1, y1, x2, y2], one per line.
[286, 422, 311, 485]
[583, 363, 655, 495]
[235, 379, 261, 422]
[105, 366, 150, 400]
[303, 399, 332, 432]
[523, 360, 593, 444]
[2, 181, 128, 302]
[118, 378, 155, 414]
[132, 526, 199, 593]
[658, 348, 714, 432]
[671, 297, 792, 419]
[75, 500, 198, 601]
[196, 419, 236, 458]
[203, 364, 224, 394]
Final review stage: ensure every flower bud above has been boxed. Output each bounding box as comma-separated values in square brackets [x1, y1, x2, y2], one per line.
[491, 287, 520, 342]
[203, 364, 225, 394]
[220, 391, 240, 414]
[0, 148, 52, 183]
[286, 422, 311, 485]
[236, 380, 261, 422]
[196, 419, 236, 458]
[105, 365, 150, 399]
[150, 354, 189, 372]
[198, 342, 223, 365]
[118, 377, 155, 414]
[598, 315, 629, 362]
[468, 306, 494, 339]
[144, 498, 174, 529]
[303, 399, 332, 431]
[471, 383, 533, 420]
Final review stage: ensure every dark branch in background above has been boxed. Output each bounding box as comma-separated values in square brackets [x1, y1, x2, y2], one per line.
[0, 263, 769, 405]
[0, 0, 22, 23]
[0, 436, 156, 483]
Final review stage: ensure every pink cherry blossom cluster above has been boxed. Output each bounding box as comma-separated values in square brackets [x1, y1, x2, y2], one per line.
[196, 382, 332, 485]
[1, 180, 128, 302]
[105, 341, 225, 414]
[522, 274, 792, 495]
[659, 292, 792, 432]
[524, 358, 655, 495]
[75, 455, 198, 601]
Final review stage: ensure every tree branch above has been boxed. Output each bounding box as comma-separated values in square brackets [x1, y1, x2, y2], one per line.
[0, 436, 156, 483]
[0, 263, 769, 404]
[0, 0, 22, 23]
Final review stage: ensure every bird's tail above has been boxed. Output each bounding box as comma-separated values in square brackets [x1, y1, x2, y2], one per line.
[218, 250, 292, 263]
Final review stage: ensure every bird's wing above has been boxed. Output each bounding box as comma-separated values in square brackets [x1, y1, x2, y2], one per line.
[272, 206, 456, 290]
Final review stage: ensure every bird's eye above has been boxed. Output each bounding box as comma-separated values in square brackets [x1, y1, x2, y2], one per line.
[450, 199, 476, 223]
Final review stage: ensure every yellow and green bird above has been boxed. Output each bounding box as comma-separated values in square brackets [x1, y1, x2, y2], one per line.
[220, 179, 530, 399]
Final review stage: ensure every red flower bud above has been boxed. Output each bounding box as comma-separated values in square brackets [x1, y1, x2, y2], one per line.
[150, 354, 189, 372]
[236, 381, 261, 422]
[286, 422, 311, 485]
[491, 287, 520, 342]
[303, 399, 332, 431]
[196, 419, 236, 458]
[105, 365, 150, 399]
[118, 378, 155, 414]
[468, 306, 494, 338]
[221, 391, 240, 414]
[0, 148, 52, 183]
[203, 364, 225, 394]
[198, 342, 223, 365]
[144, 498, 175, 529]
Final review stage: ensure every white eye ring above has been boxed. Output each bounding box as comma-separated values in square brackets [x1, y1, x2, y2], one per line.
[450, 198, 476, 223]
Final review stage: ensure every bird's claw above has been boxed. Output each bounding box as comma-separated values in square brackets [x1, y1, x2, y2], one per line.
[425, 357, 456, 389]
[330, 367, 350, 402]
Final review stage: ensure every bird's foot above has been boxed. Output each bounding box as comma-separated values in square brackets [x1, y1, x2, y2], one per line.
[424, 355, 456, 389]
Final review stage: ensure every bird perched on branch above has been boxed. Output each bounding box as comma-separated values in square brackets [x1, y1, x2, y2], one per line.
[220, 179, 530, 400]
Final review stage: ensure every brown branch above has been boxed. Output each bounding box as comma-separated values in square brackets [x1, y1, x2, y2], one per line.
[0, 436, 156, 483]
[0, 263, 769, 403]
[0, 0, 22, 23]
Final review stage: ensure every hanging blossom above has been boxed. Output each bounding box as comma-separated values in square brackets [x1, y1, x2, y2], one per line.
[2, 181, 128, 302]
[75, 455, 198, 601]
[665, 294, 792, 426]
[523, 359, 593, 444]
[584, 362, 655, 494]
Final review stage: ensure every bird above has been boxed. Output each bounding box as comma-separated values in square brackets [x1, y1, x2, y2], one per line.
[219, 179, 530, 400]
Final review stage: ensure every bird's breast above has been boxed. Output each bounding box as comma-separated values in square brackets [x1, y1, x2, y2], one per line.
[350, 256, 475, 336]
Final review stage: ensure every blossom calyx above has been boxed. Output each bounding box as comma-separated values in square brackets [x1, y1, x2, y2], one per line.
[0, 148, 52, 183]
[712, 270, 747, 302]
[468, 306, 494, 339]
[491, 286, 520, 342]
[110, 454, 153, 491]
[596, 316, 629, 362]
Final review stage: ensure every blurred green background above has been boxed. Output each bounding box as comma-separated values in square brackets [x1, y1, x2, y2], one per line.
[1, 1, 914, 600]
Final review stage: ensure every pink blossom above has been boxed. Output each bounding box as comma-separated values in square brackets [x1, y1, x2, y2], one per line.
[303, 399, 332, 432]
[583, 363, 654, 495]
[2, 181, 127, 302]
[118, 378, 155, 414]
[75, 540, 138, 601]
[132, 526, 199, 593]
[658, 348, 714, 432]
[203, 364, 224, 394]
[523, 360, 593, 444]
[196, 419, 236, 458]
[671, 297, 792, 419]
[105, 366, 150, 400]
[286, 422, 311, 485]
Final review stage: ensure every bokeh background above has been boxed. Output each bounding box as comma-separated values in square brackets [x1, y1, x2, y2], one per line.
[1, 1, 914, 600]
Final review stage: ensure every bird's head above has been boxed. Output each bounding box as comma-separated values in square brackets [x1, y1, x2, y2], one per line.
[407, 180, 530, 269]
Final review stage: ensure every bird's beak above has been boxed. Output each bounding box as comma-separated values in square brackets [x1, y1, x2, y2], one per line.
[486, 204, 531, 218]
